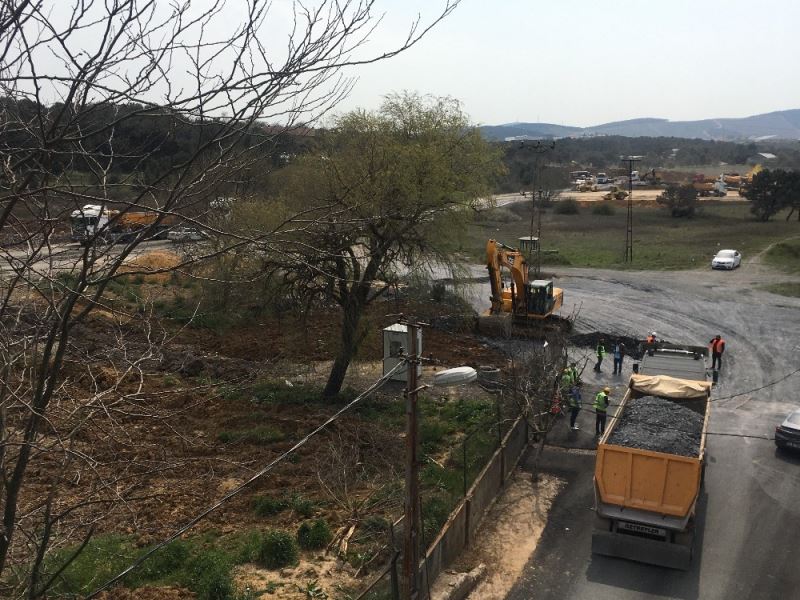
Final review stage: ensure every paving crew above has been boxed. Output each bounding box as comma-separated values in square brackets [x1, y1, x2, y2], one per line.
[709, 334, 726, 370]
[561, 365, 582, 430]
[594, 387, 611, 436]
[594, 338, 606, 372]
[612, 339, 627, 375]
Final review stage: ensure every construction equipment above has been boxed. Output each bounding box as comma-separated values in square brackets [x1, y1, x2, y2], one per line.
[592, 343, 711, 570]
[691, 175, 726, 197]
[70, 204, 179, 244]
[738, 164, 763, 196]
[478, 239, 566, 336]
[603, 188, 628, 201]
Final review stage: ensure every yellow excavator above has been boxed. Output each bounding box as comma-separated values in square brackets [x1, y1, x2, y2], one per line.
[738, 164, 763, 196]
[478, 239, 567, 336]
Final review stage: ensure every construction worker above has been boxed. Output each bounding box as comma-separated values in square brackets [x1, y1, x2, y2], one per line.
[709, 334, 726, 370]
[569, 362, 580, 386]
[612, 339, 627, 375]
[646, 331, 657, 344]
[594, 387, 611, 435]
[594, 338, 606, 372]
[568, 381, 582, 430]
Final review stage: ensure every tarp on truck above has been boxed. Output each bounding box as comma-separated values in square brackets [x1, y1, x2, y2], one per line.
[629, 373, 710, 399]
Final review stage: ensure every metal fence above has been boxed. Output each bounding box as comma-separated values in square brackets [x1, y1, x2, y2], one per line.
[356, 416, 530, 600]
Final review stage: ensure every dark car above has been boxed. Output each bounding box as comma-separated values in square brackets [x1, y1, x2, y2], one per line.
[775, 409, 800, 451]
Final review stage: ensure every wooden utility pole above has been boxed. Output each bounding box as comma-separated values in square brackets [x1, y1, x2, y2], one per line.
[402, 322, 422, 600]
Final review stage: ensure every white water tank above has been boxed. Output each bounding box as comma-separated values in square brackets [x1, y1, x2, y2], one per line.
[383, 323, 422, 382]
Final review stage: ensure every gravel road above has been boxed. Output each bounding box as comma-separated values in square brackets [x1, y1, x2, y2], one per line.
[459, 254, 800, 600]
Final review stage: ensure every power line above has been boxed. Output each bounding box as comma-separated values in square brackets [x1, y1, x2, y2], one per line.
[85, 361, 407, 599]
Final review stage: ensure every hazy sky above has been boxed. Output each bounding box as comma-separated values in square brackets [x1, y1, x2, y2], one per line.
[335, 0, 800, 126]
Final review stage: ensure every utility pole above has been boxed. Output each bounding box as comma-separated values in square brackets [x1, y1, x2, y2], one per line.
[402, 321, 422, 600]
[535, 189, 543, 279]
[621, 155, 642, 263]
[520, 140, 555, 277]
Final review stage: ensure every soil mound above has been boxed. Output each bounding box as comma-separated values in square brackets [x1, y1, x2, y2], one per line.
[570, 332, 658, 360]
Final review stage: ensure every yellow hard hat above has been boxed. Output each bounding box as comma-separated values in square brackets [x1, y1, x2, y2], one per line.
[603, 387, 611, 393]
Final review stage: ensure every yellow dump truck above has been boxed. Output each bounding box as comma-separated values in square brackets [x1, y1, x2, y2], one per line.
[592, 344, 711, 570]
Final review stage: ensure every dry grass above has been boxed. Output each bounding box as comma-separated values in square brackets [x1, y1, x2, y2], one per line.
[121, 250, 182, 283]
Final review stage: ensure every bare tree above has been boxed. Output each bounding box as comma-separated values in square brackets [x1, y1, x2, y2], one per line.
[0, 0, 459, 595]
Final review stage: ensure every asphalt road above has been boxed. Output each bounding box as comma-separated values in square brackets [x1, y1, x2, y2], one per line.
[492, 263, 800, 600]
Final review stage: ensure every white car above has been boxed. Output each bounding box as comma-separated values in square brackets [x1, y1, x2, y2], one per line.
[711, 249, 741, 270]
[775, 409, 800, 451]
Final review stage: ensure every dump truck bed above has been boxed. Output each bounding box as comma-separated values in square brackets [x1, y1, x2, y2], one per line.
[592, 364, 711, 570]
[595, 379, 709, 518]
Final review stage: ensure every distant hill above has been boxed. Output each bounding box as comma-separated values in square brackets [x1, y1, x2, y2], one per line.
[481, 109, 800, 141]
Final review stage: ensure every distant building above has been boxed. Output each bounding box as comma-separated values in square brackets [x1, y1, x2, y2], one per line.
[747, 152, 777, 164]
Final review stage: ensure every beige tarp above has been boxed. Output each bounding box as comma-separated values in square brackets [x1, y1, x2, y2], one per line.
[630, 373, 711, 399]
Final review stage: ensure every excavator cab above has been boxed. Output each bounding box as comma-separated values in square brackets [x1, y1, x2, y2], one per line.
[526, 279, 555, 315]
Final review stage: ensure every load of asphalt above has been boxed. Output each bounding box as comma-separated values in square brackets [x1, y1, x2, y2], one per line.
[570, 332, 664, 360]
[607, 395, 704, 457]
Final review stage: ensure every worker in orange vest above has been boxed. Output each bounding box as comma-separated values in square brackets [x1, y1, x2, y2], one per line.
[709, 335, 726, 370]
[646, 331, 657, 344]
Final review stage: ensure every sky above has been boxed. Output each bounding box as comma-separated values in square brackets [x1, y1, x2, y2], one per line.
[332, 0, 800, 126]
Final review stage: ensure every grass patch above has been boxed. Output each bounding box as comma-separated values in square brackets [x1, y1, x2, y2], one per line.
[251, 381, 357, 405]
[763, 238, 800, 274]
[41, 532, 262, 599]
[592, 202, 616, 216]
[467, 202, 800, 270]
[252, 495, 288, 517]
[217, 426, 284, 445]
[764, 282, 800, 297]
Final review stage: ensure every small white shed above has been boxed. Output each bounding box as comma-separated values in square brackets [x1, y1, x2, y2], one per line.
[383, 323, 422, 382]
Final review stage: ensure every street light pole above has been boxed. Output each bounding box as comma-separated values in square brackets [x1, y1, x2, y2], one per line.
[402, 321, 421, 600]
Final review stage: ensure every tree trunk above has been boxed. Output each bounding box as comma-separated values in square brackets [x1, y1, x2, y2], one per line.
[323, 299, 363, 399]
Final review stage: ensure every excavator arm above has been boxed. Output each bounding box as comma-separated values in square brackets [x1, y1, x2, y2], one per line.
[486, 239, 528, 314]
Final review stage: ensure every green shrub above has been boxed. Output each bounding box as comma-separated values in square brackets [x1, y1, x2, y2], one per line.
[553, 199, 580, 214]
[257, 530, 299, 569]
[289, 494, 316, 518]
[252, 495, 288, 517]
[591, 202, 616, 216]
[297, 519, 333, 551]
[132, 541, 190, 584]
[361, 515, 390, 534]
[183, 551, 235, 600]
[235, 530, 264, 564]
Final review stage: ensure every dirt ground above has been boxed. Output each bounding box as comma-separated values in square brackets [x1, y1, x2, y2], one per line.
[429, 471, 563, 600]
[10, 275, 512, 598]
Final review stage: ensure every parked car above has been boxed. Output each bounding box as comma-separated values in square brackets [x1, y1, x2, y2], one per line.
[711, 249, 741, 270]
[167, 227, 206, 242]
[775, 409, 800, 451]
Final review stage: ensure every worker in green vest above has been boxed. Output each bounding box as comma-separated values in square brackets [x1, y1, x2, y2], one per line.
[594, 387, 611, 435]
[594, 338, 606, 372]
